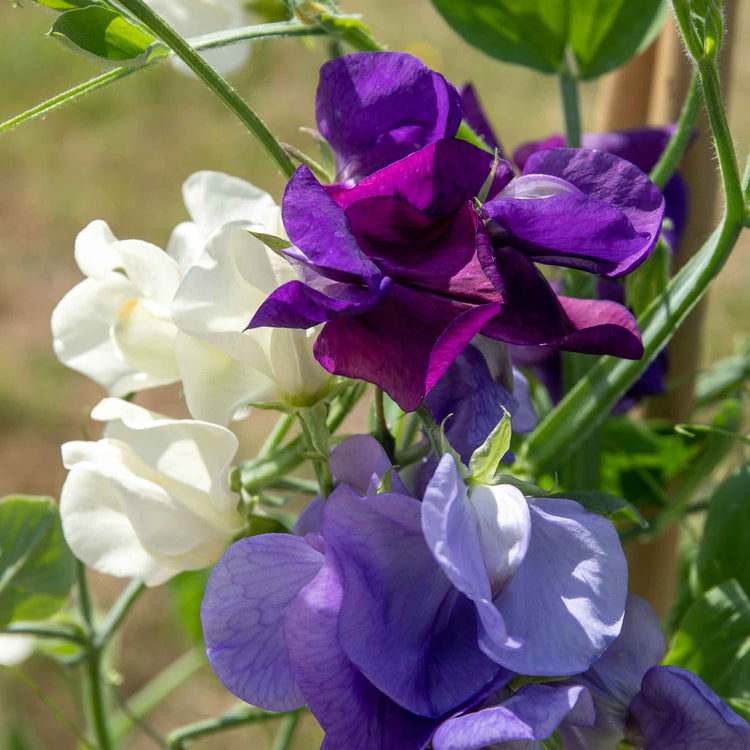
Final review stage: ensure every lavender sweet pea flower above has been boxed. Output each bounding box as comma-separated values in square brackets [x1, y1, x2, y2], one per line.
[316, 51, 462, 183]
[559, 594, 750, 749]
[202, 436, 506, 750]
[422, 455, 628, 676]
[459, 84, 503, 154]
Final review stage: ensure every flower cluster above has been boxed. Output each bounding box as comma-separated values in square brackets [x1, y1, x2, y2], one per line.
[50, 48, 748, 750]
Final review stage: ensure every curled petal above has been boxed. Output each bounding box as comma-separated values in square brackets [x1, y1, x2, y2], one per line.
[201, 534, 324, 711]
[329, 435, 408, 497]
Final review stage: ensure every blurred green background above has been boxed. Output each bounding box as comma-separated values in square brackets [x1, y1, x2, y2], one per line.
[0, 0, 748, 746]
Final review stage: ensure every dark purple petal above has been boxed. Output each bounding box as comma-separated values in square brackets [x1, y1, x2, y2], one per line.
[487, 497, 627, 676]
[329, 434, 408, 496]
[477, 235, 643, 359]
[248, 277, 392, 329]
[316, 52, 463, 182]
[329, 139, 513, 217]
[201, 534, 323, 710]
[484, 186, 653, 277]
[282, 166, 382, 286]
[631, 666, 750, 749]
[424, 344, 521, 464]
[520, 148, 665, 277]
[459, 84, 502, 154]
[321, 484, 501, 717]
[314, 284, 503, 411]
[284, 550, 438, 750]
[432, 684, 594, 750]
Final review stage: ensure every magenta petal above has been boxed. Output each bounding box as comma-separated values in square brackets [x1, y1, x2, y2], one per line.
[329, 139, 513, 216]
[282, 166, 382, 286]
[316, 52, 462, 182]
[201, 534, 323, 711]
[521, 148, 665, 276]
[284, 552, 437, 750]
[314, 284, 503, 411]
[432, 684, 594, 750]
[321, 486, 501, 718]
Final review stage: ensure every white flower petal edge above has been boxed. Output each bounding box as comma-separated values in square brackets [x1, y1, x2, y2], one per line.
[0, 634, 35, 666]
[60, 399, 243, 586]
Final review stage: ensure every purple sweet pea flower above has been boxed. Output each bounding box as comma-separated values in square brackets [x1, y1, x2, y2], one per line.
[558, 594, 750, 749]
[316, 51, 462, 183]
[422, 455, 628, 676]
[459, 84, 503, 155]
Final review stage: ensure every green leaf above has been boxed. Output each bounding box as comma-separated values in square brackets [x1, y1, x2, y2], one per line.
[49, 7, 167, 66]
[247, 231, 293, 253]
[430, 0, 567, 74]
[696, 459, 750, 597]
[0, 496, 75, 629]
[430, 0, 666, 79]
[168, 569, 210, 644]
[664, 580, 750, 704]
[626, 237, 671, 317]
[299, 402, 330, 457]
[553, 489, 647, 527]
[568, 0, 668, 79]
[469, 410, 511, 484]
[694, 347, 750, 407]
[35, 0, 97, 9]
[492, 475, 553, 496]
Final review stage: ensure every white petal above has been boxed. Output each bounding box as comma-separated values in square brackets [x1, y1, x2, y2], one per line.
[51, 275, 143, 394]
[111, 298, 181, 380]
[0, 634, 35, 666]
[74, 220, 123, 278]
[268, 327, 331, 402]
[181, 172, 278, 237]
[468, 484, 531, 597]
[90, 399, 240, 516]
[114, 239, 183, 307]
[175, 332, 274, 425]
[60, 461, 174, 585]
[167, 221, 206, 272]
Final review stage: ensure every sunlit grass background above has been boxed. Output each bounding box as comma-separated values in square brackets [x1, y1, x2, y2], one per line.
[0, 0, 748, 746]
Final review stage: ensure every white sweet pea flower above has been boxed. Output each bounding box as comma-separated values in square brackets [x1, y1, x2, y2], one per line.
[60, 398, 244, 586]
[147, 0, 250, 75]
[172, 222, 333, 425]
[51, 220, 183, 397]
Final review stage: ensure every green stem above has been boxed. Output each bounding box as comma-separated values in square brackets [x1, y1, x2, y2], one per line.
[258, 413, 296, 459]
[558, 61, 581, 148]
[270, 712, 301, 750]
[114, 0, 295, 177]
[268, 476, 320, 494]
[3, 622, 86, 645]
[95, 579, 145, 649]
[649, 71, 701, 190]
[416, 405, 442, 459]
[2, 666, 96, 750]
[373, 388, 396, 462]
[76, 564, 114, 750]
[0, 21, 323, 136]
[166, 706, 298, 749]
[110, 649, 206, 743]
[297, 412, 334, 499]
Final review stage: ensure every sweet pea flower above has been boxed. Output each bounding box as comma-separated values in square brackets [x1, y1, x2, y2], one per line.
[147, 0, 250, 75]
[203, 436, 628, 748]
[52, 171, 332, 425]
[249, 133, 661, 410]
[315, 51, 462, 182]
[60, 398, 243, 586]
[558, 594, 750, 749]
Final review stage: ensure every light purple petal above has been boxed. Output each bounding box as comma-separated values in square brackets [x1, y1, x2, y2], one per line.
[284, 551, 438, 750]
[520, 148, 665, 277]
[314, 284, 503, 411]
[631, 666, 750, 749]
[316, 52, 462, 182]
[329, 434, 408, 496]
[459, 84, 502, 154]
[329, 139, 513, 217]
[201, 534, 323, 710]
[293, 496, 323, 536]
[432, 684, 594, 750]
[281, 166, 382, 286]
[321, 484, 501, 717]
[486, 497, 627, 676]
